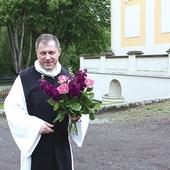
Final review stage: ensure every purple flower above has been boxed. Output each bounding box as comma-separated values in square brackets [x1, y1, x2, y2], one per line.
[51, 88, 61, 101]
[39, 79, 61, 101]
[68, 82, 81, 98]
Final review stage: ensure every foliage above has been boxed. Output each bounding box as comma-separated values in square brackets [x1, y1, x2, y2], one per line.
[0, 0, 110, 73]
[60, 44, 79, 73]
[0, 27, 15, 75]
[54, 0, 110, 66]
[0, 103, 4, 109]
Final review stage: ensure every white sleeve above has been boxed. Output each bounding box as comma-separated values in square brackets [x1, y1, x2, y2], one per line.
[4, 76, 44, 157]
[70, 114, 89, 147]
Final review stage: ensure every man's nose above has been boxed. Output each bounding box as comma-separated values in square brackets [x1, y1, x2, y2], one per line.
[45, 53, 51, 59]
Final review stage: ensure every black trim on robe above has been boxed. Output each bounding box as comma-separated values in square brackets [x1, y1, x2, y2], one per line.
[20, 66, 72, 170]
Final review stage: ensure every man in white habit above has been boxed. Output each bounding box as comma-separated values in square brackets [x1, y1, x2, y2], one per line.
[4, 34, 89, 170]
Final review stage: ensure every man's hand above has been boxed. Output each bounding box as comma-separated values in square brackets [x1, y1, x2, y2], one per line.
[39, 122, 54, 134]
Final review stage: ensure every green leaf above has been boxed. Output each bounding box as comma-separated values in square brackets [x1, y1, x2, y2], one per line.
[54, 102, 60, 111]
[84, 87, 93, 92]
[80, 92, 94, 106]
[69, 103, 82, 111]
[65, 96, 79, 107]
[93, 103, 101, 110]
[53, 111, 67, 123]
[60, 96, 65, 103]
[71, 96, 79, 103]
[83, 106, 91, 114]
[68, 108, 76, 115]
[47, 99, 56, 106]
[59, 112, 66, 122]
[84, 92, 94, 99]
[89, 112, 95, 120]
[53, 112, 63, 123]
[85, 97, 93, 106]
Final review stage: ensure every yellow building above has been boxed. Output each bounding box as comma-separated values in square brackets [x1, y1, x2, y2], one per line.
[111, 0, 170, 56]
[80, 0, 170, 103]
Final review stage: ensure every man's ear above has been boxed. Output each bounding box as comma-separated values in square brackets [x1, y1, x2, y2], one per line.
[58, 48, 61, 56]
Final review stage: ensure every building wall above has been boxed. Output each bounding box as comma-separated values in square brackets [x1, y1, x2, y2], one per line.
[111, 0, 170, 56]
[80, 53, 170, 102]
[79, 0, 170, 103]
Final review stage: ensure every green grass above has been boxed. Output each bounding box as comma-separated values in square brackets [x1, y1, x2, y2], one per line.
[0, 103, 4, 110]
[95, 101, 170, 123]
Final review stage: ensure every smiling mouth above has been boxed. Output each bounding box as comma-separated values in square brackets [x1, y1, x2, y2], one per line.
[45, 62, 53, 65]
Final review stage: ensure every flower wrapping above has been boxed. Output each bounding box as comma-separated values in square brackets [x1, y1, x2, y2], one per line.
[39, 69, 100, 135]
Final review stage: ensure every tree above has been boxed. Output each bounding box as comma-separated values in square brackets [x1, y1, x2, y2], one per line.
[0, 27, 15, 75]
[0, 0, 63, 73]
[52, 0, 110, 66]
[0, 0, 110, 74]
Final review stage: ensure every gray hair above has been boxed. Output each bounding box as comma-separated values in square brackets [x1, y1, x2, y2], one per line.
[35, 34, 60, 49]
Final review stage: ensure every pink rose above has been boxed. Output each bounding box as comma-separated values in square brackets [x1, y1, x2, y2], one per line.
[58, 75, 68, 84]
[57, 84, 69, 94]
[85, 78, 94, 88]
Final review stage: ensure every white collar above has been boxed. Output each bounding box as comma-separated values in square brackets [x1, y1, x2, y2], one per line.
[34, 60, 61, 77]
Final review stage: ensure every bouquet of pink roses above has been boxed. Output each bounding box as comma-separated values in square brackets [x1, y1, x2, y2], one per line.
[39, 69, 100, 135]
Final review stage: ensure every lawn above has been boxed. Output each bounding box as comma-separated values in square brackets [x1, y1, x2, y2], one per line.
[0, 103, 4, 110]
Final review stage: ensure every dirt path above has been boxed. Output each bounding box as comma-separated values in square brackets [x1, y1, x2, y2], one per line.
[1, 101, 170, 170]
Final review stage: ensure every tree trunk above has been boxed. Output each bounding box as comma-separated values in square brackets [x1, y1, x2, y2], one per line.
[18, 15, 25, 71]
[61, 35, 70, 66]
[7, 25, 19, 73]
[7, 13, 26, 74]
[26, 31, 33, 67]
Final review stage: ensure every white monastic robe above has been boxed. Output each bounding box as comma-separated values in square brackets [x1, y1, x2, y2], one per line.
[4, 61, 89, 170]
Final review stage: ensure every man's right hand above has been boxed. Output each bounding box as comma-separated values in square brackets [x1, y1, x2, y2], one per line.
[39, 122, 54, 134]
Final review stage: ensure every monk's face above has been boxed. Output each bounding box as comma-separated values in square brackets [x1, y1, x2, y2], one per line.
[36, 40, 61, 71]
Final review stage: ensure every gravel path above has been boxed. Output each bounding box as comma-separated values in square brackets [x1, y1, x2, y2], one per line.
[1, 101, 170, 170]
